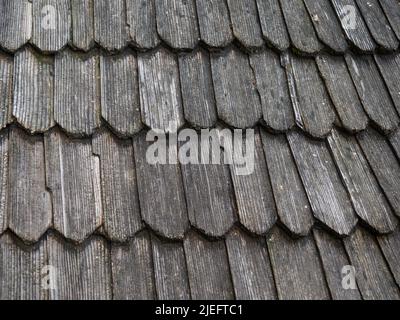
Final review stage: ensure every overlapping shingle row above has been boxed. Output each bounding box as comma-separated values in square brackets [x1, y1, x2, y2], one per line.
[1, 0, 400, 53]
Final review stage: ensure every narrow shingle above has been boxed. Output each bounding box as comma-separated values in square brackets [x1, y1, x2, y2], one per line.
[0, 52, 13, 130]
[13, 47, 54, 133]
[71, 0, 95, 51]
[378, 0, 400, 41]
[377, 228, 400, 287]
[9, 127, 52, 243]
[0, 130, 8, 236]
[100, 52, 143, 137]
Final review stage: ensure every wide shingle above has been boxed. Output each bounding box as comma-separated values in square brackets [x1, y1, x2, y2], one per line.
[378, 0, 400, 41]
[377, 228, 400, 287]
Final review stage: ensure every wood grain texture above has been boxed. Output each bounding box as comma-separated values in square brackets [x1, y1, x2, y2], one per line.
[45, 129, 102, 242]
[184, 231, 235, 300]
[71, 0, 95, 51]
[100, 52, 143, 137]
[226, 0, 264, 49]
[314, 229, 362, 300]
[345, 53, 399, 134]
[288, 131, 357, 236]
[0, 0, 31, 52]
[389, 129, 400, 159]
[255, 0, 290, 51]
[374, 53, 400, 115]
[226, 228, 277, 300]
[378, 0, 400, 40]
[138, 48, 184, 133]
[211, 47, 262, 128]
[94, 0, 128, 51]
[330, 0, 376, 52]
[111, 231, 155, 300]
[357, 128, 400, 217]
[267, 227, 330, 300]
[250, 49, 294, 132]
[230, 130, 277, 235]
[303, 0, 348, 53]
[195, 0, 233, 48]
[328, 129, 397, 233]
[31, 0, 70, 52]
[8, 127, 52, 243]
[133, 133, 189, 239]
[355, 0, 399, 51]
[156, 0, 199, 50]
[261, 130, 313, 236]
[279, 0, 323, 54]
[92, 129, 142, 242]
[181, 145, 236, 237]
[178, 49, 217, 128]
[0, 53, 13, 130]
[316, 54, 368, 132]
[377, 228, 400, 287]
[13, 47, 54, 133]
[0, 131, 8, 236]
[282, 53, 335, 138]
[0, 233, 47, 300]
[151, 234, 191, 300]
[344, 227, 400, 300]
[54, 49, 100, 137]
[126, 0, 160, 49]
[47, 234, 112, 300]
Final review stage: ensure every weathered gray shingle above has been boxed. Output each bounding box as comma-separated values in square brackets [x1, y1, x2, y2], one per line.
[71, 0, 95, 51]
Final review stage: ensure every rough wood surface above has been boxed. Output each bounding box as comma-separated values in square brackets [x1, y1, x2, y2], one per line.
[279, 0, 323, 54]
[328, 129, 397, 233]
[0, 53, 13, 130]
[261, 131, 313, 236]
[54, 49, 100, 137]
[13, 47, 54, 133]
[374, 53, 400, 115]
[355, 0, 399, 51]
[231, 131, 277, 235]
[211, 47, 262, 128]
[378, 0, 400, 40]
[0, 233, 47, 300]
[181, 145, 236, 237]
[288, 131, 357, 236]
[345, 54, 399, 134]
[331, 0, 376, 52]
[314, 229, 362, 300]
[0, 131, 7, 235]
[255, 0, 290, 50]
[184, 231, 235, 300]
[100, 52, 143, 137]
[94, 0, 128, 51]
[156, 0, 199, 50]
[389, 129, 400, 159]
[178, 49, 217, 128]
[47, 234, 112, 300]
[303, 0, 348, 53]
[267, 227, 330, 300]
[377, 228, 400, 287]
[357, 128, 400, 217]
[133, 133, 189, 239]
[316, 54, 368, 132]
[195, 0, 233, 48]
[0, 0, 31, 52]
[250, 49, 294, 132]
[92, 129, 142, 242]
[282, 53, 335, 138]
[126, 0, 160, 49]
[45, 129, 102, 242]
[71, 0, 95, 51]
[226, 0, 264, 49]
[31, 0, 70, 52]
[138, 48, 184, 133]
[9, 127, 52, 243]
[151, 234, 191, 300]
[111, 231, 155, 300]
[226, 228, 277, 300]
[344, 227, 400, 300]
